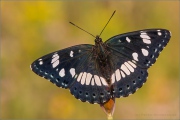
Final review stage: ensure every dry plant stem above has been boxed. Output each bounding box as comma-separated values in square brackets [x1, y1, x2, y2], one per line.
[100, 97, 115, 120]
[107, 114, 113, 120]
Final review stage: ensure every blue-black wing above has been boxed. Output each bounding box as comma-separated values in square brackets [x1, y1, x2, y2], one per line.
[31, 44, 111, 104]
[105, 29, 171, 98]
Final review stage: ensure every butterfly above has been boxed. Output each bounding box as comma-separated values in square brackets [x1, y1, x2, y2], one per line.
[30, 12, 171, 104]
[30, 28, 171, 104]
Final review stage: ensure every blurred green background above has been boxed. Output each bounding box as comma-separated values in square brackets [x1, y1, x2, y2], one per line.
[1, 1, 179, 120]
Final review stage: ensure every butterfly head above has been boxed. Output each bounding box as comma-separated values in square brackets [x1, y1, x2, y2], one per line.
[95, 35, 103, 44]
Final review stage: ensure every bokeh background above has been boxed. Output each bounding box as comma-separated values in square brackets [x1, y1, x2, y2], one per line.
[1, 1, 179, 120]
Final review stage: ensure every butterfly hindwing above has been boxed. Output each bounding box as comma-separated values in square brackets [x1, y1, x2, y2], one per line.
[105, 29, 171, 97]
[31, 44, 111, 104]
[68, 50, 111, 104]
[108, 50, 148, 97]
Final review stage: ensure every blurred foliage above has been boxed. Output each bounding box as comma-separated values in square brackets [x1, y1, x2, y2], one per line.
[1, 1, 179, 119]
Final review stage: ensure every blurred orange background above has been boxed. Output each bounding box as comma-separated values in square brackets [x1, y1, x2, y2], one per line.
[1, 1, 179, 119]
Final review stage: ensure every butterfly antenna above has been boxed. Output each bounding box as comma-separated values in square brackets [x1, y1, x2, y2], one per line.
[99, 10, 116, 37]
[69, 22, 96, 38]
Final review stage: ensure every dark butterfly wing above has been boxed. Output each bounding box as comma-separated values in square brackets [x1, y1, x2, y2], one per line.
[31, 44, 111, 104]
[105, 29, 171, 98]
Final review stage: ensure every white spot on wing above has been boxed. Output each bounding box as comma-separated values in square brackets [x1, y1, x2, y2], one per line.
[39, 61, 43, 65]
[70, 51, 74, 57]
[52, 55, 58, 65]
[115, 69, 121, 81]
[51, 53, 60, 68]
[121, 71, 125, 78]
[100, 77, 108, 86]
[85, 73, 92, 85]
[50, 74, 54, 78]
[132, 52, 138, 61]
[59, 68, 65, 77]
[111, 73, 115, 84]
[142, 38, 151, 44]
[91, 78, 95, 85]
[154, 48, 157, 52]
[52, 60, 59, 68]
[158, 32, 162, 36]
[38, 59, 42, 61]
[127, 61, 137, 68]
[140, 32, 146, 35]
[140, 33, 150, 39]
[70, 68, 75, 77]
[94, 75, 101, 86]
[141, 48, 149, 56]
[126, 37, 131, 43]
[124, 62, 134, 72]
[121, 64, 130, 75]
[77, 72, 83, 82]
[81, 72, 87, 85]
[74, 74, 78, 78]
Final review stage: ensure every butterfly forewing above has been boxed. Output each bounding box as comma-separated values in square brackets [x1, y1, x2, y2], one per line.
[31, 44, 91, 87]
[31, 44, 111, 104]
[105, 29, 171, 68]
[105, 29, 171, 97]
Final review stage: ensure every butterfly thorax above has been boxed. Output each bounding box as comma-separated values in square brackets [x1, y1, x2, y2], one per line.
[94, 36, 108, 65]
[94, 36, 112, 84]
